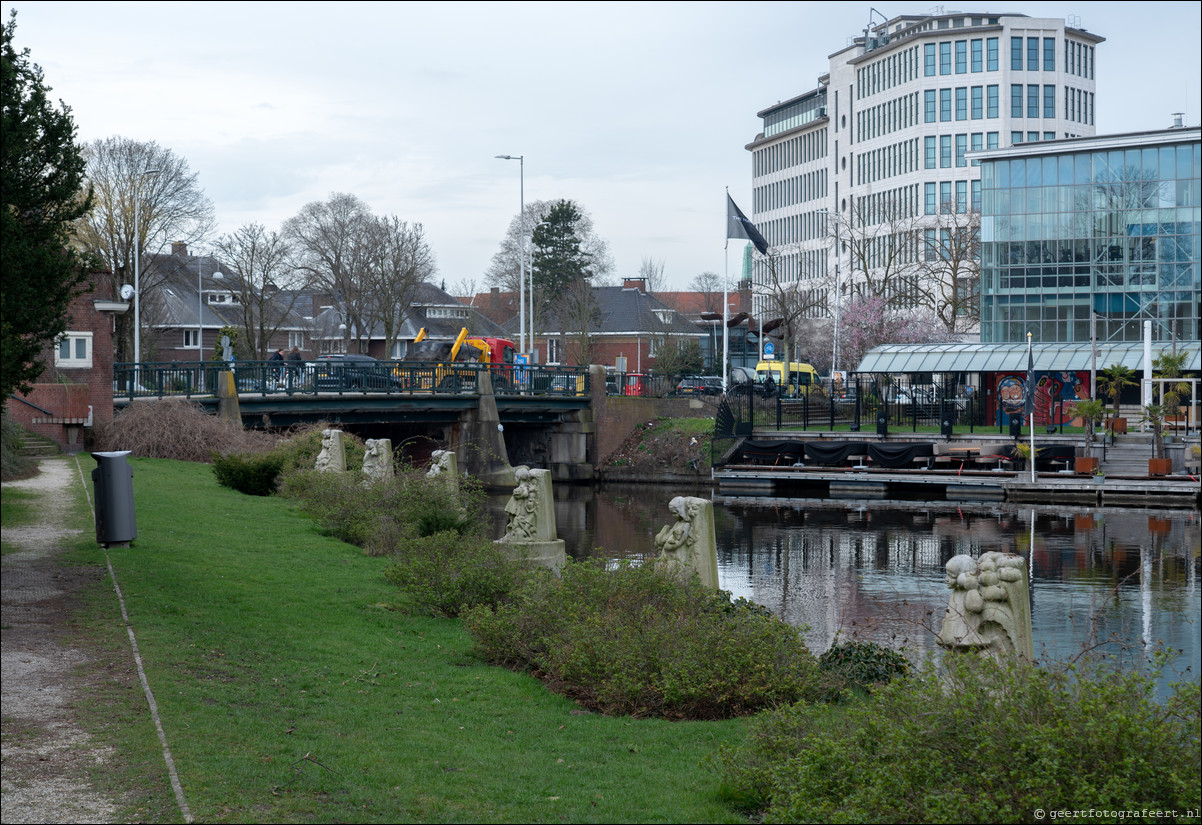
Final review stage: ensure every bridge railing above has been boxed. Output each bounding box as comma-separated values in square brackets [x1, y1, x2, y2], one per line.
[113, 361, 592, 400]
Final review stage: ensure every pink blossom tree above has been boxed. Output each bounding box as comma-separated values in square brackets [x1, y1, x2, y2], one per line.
[839, 295, 950, 371]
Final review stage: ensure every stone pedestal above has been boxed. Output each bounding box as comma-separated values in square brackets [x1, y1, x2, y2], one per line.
[654, 496, 720, 590]
[362, 438, 393, 481]
[426, 449, 459, 497]
[495, 466, 566, 571]
[315, 429, 346, 473]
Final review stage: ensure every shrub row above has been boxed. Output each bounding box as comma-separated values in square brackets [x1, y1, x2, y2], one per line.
[463, 560, 827, 720]
[383, 531, 532, 618]
[718, 656, 1202, 822]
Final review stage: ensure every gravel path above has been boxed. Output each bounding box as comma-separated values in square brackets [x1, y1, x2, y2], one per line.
[1, 458, 121, 824]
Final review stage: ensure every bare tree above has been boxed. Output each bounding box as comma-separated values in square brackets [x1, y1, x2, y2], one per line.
[755, 250, 831, 381]
[915, 206, 980, 334]
[829, 193, 922, 309]
[283, 193, 375, 353]
[363, 215, 436, 358]
[213, 222, 300, 359]
[74, 136, 215, 359]
[639, 256, 666, 294]
[486, 198, 614, 293]
[556, 279, 603, 367]
[689, 271, 724, 314]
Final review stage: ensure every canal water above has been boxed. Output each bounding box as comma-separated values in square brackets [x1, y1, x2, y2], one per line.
[486, 484, 1201, 688]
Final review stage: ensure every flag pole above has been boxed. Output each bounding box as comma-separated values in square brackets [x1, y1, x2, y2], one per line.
[723, 188, 730, 392]
[1028, 332, 1036, 484]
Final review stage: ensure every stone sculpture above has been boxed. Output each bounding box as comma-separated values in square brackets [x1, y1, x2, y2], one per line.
[362, 438, 393, 482]
[314, 429, 346, 473]
[495, 465, 565, 570]
[936, 551, 1034, 661]
[425, 449, 459, 494]
[654, 495, 720, 590]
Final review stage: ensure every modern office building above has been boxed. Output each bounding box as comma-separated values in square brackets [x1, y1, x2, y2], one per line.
[976, 125, 1201, 345]
[746, 11, 1103, 347]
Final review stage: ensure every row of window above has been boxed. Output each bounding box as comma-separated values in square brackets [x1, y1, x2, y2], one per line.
[753, 168, 829, 213]
[859, 45, 919, 99]
[856, 184, 920, 227]
[923, 85, 1000, 122]
[753, 127, 829, 176]
[924, 132, 1001, 170]
[924, 179, 982, 214]
[1008, 36, 1057, 72]
[982, 144, 1200, 189]
[856, 91, 918, 142]
[756, 209, 833, 248]
[751, 247, 830, 293]
[922, 37, 1000, 78]
[1066, 87, 1094, 125]
[855, 138, 919, 186]
[1009, 84, 1057, 119]
[1064, 39, 1095, 79]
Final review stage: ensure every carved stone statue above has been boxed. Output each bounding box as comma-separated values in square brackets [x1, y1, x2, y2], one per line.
[495, 465, 565, 571]
[654, 496, 719, 590]
[936, 551, 1033, 661]
[314, 429, 346, 473]
[425, 449, 459, 495]
[362, 438, 393, 482]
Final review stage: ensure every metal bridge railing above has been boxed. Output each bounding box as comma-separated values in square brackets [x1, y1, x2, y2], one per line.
[113, 361, 592, 401]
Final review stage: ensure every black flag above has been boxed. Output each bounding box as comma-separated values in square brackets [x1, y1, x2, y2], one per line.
[1022, 339, 1035, 418]
[726, 194, 769, 255]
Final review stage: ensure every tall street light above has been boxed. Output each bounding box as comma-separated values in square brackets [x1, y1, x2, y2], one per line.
[528, 220, 550, 359]
[495, 154, 525, 353]
[133, 168, 160, 366]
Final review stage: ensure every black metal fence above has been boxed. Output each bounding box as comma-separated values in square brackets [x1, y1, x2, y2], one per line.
[113, 361, 592, 401]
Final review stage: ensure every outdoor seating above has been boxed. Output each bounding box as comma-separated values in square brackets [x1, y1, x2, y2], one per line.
[740, 440, 805, 466]
[802, 441, 870, 467]
[866, 442, 934, 469]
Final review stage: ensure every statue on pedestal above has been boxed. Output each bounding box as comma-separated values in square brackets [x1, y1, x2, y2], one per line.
[654, 496, 719, 590]
[362, 439, 393, 482]
[936, 551, 1033, 661]
[315, 429, 346, 473]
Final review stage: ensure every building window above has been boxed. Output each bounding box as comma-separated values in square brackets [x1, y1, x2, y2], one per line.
[924, 182, 937, 215]
[940, 88, 952, 121]
[183, 329, 200, 348]
[1011, 131, 1023, 145]
[924, 89, 937, 122]
[987, 131, 999, 149]
[970, 132, 983, 165]
[1026, 37, 1039, 71]
[940, 135, 952, 168]
[925, 136, 937, 169]
[546, 337, 561, 364]
[1027, 84, 1040, 118]
[971, 86, 983, 119]
[971, 179, 981, 211]
[289, 331, 304, 350]
[1011, 84, 1022, 118]
[939, 41, 951, 75]
[986, 37, 999, 71]
[924, 43, 936, 76]
[955, 87, 967, 120]
[1027, 131, 1040, 142]
[55, 332, 92, 369]
[940, 181, 952, 211]
[955, 134, 967, 167]
[986, 84, 999, 118]
[389, 340, 407, 359]
[955, 180, 967, 213]
[971, 38, 983, 72]
[1010, 37, 1022, 70]
[1043, 37, 1055, 71]
[955, 40, 967, 73]
[1043, 85, 1055, 118]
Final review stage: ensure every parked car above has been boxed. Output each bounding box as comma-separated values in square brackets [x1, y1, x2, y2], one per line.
[674, 376, 723, 396]
[313, 354, 403, 391]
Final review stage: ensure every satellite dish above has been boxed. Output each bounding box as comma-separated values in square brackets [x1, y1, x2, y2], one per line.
[119, 284, 134, 300]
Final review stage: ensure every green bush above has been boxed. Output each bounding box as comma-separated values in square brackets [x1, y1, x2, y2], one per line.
[463, 560, 823, 720]
[272, 422, 367, 474]
[1, 413, 37, 482]
[211, 451, 286, 496]
[383, 531, 531, 617]
[818, 640, 910, 693]
[718, 656, 1202, 823]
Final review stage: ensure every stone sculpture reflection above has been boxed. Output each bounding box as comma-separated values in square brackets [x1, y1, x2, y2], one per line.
[315, 429, 346, 473]
[936, 551, 1034, 661]
[654, 495, 719, 590]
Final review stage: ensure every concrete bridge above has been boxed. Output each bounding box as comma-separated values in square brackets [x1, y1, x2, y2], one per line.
[114, 360, 611, 484]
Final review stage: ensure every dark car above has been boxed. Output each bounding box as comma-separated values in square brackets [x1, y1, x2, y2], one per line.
[675, 376, 723, 397]
[313, 354, 403, 391]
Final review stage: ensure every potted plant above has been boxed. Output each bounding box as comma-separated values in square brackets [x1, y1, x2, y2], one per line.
[1092, 468, 1105, 484]
[1098, 363, 1136, 436]
[1069, 397, 1106, 474]
[1015, 442, 1039, 472]
[1153, 350, 1192, 429]
[1141, 402, 1173, 476]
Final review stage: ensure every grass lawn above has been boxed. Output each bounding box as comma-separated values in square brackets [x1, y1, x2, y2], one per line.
[64, 458, 749, 823]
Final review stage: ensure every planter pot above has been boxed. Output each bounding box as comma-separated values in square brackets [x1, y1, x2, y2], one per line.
[1110, 417, 1128, 435]
[1074, 514, 1095, 530]
[1148, 457, 1172, 476]
[1074, 456, 1099, 475]
[1148, 517, 1172, 535]
[1092, 475, 1105, 484]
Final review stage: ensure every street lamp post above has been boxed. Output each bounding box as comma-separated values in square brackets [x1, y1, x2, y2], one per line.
[495, 154, 525, 353]
[133, 168, 160, 367]
[528, 220, 550, 359]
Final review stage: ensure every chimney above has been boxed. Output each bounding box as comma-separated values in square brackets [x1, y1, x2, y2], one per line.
[1171, 112, 1185, 129]
[622, 277, 647, 291]
[172, 241, 188, 256]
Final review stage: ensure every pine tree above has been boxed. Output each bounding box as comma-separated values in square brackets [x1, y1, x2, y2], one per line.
[1, 10, 93, 403]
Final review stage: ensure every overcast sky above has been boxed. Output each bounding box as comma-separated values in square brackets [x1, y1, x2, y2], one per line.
[9, 1, 1201, 291]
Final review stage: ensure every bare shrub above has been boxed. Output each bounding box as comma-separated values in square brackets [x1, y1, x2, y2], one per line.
[91, 399, 276, 462]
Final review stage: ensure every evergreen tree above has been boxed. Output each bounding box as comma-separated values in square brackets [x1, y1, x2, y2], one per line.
[531, 200, 592, 311]
[1, 10, 94, 404]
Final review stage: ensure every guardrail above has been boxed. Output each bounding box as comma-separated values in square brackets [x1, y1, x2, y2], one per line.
[113, 361, 592, 401]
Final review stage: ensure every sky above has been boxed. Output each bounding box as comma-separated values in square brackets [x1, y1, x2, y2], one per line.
[8, 1, 1201, 292]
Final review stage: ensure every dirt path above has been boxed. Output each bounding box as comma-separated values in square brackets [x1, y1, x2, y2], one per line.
[1, 458, 122, 823]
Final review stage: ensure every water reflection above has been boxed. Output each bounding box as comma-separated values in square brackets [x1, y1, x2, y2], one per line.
[486, 485, 1201, 685]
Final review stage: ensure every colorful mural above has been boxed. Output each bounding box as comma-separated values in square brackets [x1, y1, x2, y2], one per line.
[994, 371, 1091, 426]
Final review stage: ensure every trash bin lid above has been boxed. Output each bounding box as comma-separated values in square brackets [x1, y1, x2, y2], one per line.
[91, 451, 133, 460]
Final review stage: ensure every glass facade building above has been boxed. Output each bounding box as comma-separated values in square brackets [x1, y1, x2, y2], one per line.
[978, 128, 1201, 344]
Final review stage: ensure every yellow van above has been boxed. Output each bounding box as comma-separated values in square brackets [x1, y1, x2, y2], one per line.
[755, 360, 820, 396]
